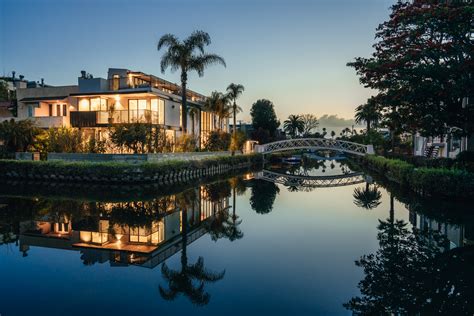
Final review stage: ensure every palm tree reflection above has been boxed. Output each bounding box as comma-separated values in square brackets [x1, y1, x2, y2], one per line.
[353, 183, 382, 210]
[159, 188, 225, 306]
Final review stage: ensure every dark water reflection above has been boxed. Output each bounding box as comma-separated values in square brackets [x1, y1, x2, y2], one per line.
[0, 161, 473, 315]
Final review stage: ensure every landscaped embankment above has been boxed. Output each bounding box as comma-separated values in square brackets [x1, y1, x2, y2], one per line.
[0, 154, 262, 184]
[359, 155, 474, 198]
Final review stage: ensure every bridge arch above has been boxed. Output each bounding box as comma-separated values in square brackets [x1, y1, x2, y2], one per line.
[254, 170, 367, 188]
[254, 138, 374, 156]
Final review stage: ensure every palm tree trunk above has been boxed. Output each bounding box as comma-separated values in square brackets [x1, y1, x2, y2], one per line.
[389, 194, 394, 223]
[181, 208, 188, 271]
[232, 187, 236, 220]
[181, 71, 188, 134]
[367, 120, 371, 132]
[232, 102, 237, 156]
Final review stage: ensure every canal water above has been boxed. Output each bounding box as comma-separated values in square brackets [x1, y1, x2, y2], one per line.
[0, 160, 473, 315]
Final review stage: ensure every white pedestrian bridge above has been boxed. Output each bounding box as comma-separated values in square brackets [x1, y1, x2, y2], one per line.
[254, 138, 374, 156]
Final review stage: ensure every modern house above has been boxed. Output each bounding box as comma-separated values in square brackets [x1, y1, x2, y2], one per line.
[13, 68, 225, 149]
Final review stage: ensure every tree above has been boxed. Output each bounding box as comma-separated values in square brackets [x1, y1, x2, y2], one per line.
[158, 30, 226, 134]
[204, 91, 231, 131]
[301, 114, 319, 136]
[330, 130, 336, 139]
[344, 217, 474, 315]
[0, 119, 40, 152]
[283, 114, 304, 138]
[188, 106, 200, 136]
[203, 130, 231, 151]
[348, 1, 474, 137]
[250, 99, 280, 140]
[110, 123, 169, 153]
[226, 83, 244, 155]
[355, 97, 381, 132]
[0, 81, 9, 101]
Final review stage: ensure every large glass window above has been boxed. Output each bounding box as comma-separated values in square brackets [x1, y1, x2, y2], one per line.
[90, 98, 100, 111]
[151, 98, 165, 124]
[89, 98, 107, 111]
[79, 99, 90, 111]
[138, 99, 147, 110]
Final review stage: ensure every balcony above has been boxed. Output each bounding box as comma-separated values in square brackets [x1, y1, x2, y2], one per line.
[33, 116, 69, 128]
[71, 110, 160, 127]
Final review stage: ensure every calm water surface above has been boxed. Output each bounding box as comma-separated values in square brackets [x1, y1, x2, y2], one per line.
[0, 160, 473, 315]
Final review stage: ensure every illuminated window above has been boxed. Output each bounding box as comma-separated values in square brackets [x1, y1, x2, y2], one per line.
[79, 99, 90, 111]
[151, 98, 165, 124]
[90, 98, 100, 111]
[138, 99, 147, 110]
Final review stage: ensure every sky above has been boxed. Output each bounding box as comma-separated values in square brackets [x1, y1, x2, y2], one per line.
[0, 0, 393, 122]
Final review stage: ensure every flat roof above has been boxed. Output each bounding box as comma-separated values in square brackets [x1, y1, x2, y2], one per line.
[19, 96, 68, 102]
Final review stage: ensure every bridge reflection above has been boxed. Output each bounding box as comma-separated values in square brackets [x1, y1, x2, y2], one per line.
[254, 169, 367, 189]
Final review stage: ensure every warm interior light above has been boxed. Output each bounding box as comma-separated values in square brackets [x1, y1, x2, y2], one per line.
[115, 95, 120, 102]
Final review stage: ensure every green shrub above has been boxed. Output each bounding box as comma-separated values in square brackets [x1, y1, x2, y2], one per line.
[204, 131, 231, 151]
[175, 134, 198, 152]
[362, 155, 474, 197]
[410, 168, 474, 198]
[0, 119, 41, 153]
[0, 154, 263, 183]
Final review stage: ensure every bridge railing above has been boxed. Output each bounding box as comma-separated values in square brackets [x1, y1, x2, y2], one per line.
[254, 138, 374, 156]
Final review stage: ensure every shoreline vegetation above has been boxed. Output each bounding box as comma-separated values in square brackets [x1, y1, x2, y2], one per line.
[359, 155, 474, 199]
[0, 154, 262, 184]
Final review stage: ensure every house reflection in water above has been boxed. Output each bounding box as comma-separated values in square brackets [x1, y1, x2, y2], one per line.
[409, 210, 471, 249]
[17, 186, 229, 268]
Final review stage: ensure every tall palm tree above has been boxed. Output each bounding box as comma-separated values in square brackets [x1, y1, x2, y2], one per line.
[355, 97, 381, 133]
[215, 94, 232, 130]
[283, 115, 304, 138]
[204, 91, 231, 131]
[158, 31, 226, 134]
[226, 83, 244, 155]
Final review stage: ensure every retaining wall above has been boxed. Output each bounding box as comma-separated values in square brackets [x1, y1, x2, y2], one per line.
[1, 154, 262, 185]
[47, 151, 236, 163]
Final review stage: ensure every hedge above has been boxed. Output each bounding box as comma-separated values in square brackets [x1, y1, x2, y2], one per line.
[362, 155, 474, 198]
[0, 154, 263, 183]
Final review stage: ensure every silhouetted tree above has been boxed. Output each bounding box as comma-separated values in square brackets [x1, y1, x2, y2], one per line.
[250, 180, 280, 214]
[158, 31, 225, 133]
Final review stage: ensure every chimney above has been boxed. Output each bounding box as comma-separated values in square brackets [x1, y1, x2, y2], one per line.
[41, 78, 44, 87]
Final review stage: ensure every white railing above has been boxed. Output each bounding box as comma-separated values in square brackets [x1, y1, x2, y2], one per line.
[255, 170, 366, 188]
[255, 138, 374, 156]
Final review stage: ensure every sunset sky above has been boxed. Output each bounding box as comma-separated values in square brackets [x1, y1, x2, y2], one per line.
[1, 0, 393, 121]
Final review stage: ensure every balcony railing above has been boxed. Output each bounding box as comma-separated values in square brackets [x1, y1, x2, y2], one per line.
[71, 110, 161, 127]
[108, 75, 206, 103]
